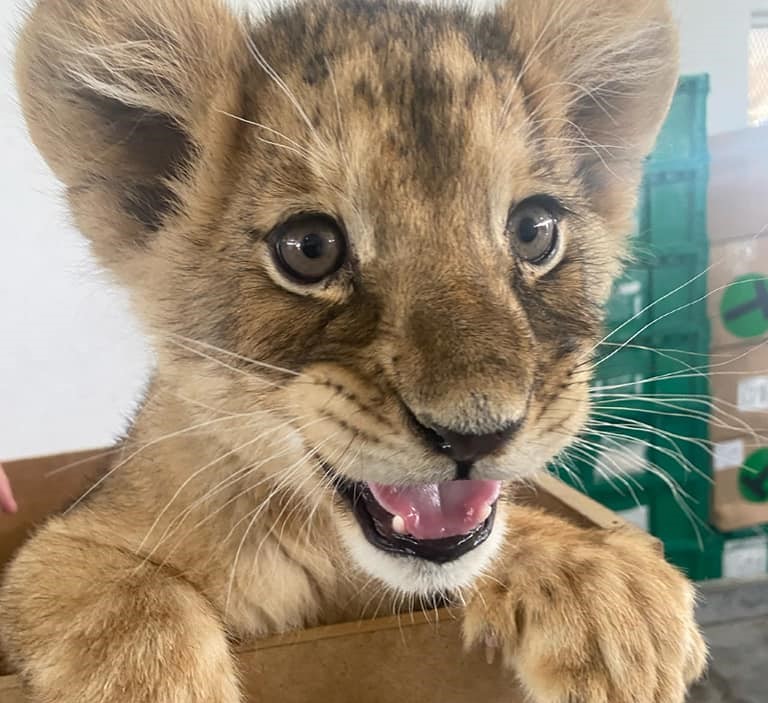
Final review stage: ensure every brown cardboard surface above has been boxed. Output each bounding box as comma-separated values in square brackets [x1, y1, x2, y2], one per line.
[708, 126, 768, 243]
[235, 612, 514, 703]
[708, 343, 768, 442]
[711, 436, 768, 532]
[0, 677, 24, 703]
[0, 450, 631, 702]
[0, 450, 107, 568]
[708, 236, 768, 350]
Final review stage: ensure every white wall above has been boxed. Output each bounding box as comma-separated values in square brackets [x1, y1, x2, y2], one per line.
[0, 3, 152, 460]
[0, 0, 760, 461]
[671, 0, 768, 135]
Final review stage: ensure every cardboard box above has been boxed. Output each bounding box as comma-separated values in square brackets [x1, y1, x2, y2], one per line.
[708, 236, 768, 350]
[708, 125, 768, 243]
[0, 450, 631, 703]
[711, 436, 768, 532]
[708, 343, 768, 442]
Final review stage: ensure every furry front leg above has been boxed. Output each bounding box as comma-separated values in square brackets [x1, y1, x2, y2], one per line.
[0, 519, 241, 703]
[463, 507, 707, 703]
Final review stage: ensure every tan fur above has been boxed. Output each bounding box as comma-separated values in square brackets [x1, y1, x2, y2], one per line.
[2, 1, 705, 701]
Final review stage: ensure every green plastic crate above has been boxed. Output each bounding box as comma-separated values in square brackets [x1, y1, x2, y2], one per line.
[605, 164, 709, 340]
[665, 535, 724, 581]
[648, 416, 710, 489]
[646, 473, 711, 543]
[604, 76, 710, 341]
[604, 267, 651, 341]
[565, 410, 710, 489]
[559, 420, 653, 490]
[647, 74, 710, 166]
[591, 329, 710, 403]
[584, 471, 712, 539]
[647, 252, 709, 338]
[647, 332, 710, 400]
[557, 331, 710, 492]
[638, 163, 708, 247]
[590, 344, 654, 398]
[556, 73, 715, 558]
[603, 251, 709, 341]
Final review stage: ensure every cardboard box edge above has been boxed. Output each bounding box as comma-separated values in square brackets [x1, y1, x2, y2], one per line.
[0, 450, 635, 699]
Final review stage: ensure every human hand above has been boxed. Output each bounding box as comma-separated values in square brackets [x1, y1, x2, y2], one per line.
[0, 463, 17, 514]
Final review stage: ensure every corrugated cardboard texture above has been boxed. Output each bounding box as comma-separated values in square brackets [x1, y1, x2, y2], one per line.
[0, 450, 631, 702]
[708, 126, 768, 243]
[0, 611, 523, 703]
[708, 343, 768, 442]
[0, 450, 110, 569]
[708, 236, 768, 350]
[711, 437, 768, 532]
[713, 468, 768, 532]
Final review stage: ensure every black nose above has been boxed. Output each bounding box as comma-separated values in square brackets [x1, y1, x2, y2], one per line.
[429, 423, 518, 463]
[401, 400, 522, 464]
[409, 417, 519, 464]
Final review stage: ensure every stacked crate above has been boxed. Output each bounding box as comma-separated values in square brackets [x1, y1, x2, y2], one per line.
[703, 125, 768, 580]
[554, 75, 719, 578]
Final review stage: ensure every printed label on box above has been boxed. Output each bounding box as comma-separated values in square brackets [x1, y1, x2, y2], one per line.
[738, 376, 768, 412]
[592, 374, 646, 398]
[597, 440, 648, 476]
[617, 505, 650, 532]
[723, 536, 768, 579]
[714, 439, 745, 471]
[617, 281, 642, 297]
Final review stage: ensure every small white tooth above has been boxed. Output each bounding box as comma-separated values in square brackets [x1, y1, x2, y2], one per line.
[392, 515, 407, 534]
[479, 504, 492, 522]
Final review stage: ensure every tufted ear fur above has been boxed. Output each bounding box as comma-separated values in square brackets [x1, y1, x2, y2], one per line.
[497, 0, 679, 227]
[15, 0, 248, 261]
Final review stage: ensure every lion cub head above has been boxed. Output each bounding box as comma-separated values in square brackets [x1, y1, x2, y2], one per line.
[17, 0, 677, 594]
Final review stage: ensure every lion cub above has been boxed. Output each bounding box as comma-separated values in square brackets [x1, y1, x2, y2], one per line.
[1, 0, 706, 701]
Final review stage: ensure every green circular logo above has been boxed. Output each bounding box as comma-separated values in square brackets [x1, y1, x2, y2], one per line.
[739, 448, 768, 503]
[721, 274, 768, 339]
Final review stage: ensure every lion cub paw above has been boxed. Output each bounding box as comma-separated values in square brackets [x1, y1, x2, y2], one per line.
[463, 528, 707, 703]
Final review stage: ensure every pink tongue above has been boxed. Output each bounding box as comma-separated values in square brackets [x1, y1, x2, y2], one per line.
[367, 480, 501, 540]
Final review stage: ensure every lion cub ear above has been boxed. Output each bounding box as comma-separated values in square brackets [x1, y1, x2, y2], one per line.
[15, 0, 247, 257]
[497, 0, 679, 226]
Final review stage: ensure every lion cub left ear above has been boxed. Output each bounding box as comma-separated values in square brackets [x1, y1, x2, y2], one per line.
[15, 0, 248, 260]
[496, 0, 679, 226]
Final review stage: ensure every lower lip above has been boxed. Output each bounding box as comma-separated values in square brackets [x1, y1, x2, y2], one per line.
[340, 480, 498, 564]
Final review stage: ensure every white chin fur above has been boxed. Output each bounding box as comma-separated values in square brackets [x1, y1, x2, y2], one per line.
[338, 511, 506, 595]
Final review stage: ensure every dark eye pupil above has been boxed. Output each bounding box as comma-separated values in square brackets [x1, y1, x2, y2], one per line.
[271, 215, 346, 284]
[518, 217, 539, 243]
[507, 201, 559, 264]
[301, 232, 324, 259]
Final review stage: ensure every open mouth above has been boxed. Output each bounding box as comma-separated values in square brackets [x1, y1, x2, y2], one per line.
[327, 466, 501, 564]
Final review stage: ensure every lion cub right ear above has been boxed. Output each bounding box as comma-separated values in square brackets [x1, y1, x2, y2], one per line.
[16, 0, 248, 260]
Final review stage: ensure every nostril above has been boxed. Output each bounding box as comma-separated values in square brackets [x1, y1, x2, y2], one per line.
[399, 400, 522, 463]
[429, 422, 519, 464]
[405, 416, 452, 455]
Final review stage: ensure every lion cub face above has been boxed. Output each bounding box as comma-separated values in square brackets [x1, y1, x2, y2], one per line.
[17, 0, 677, 593]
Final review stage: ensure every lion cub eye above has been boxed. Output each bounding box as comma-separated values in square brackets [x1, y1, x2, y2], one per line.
[506, 199, 560, 264]
[271, 215, 347, 284]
